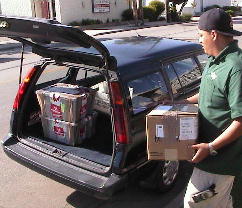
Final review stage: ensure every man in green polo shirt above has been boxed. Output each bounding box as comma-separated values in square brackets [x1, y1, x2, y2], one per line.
[181, 8, 242, 208]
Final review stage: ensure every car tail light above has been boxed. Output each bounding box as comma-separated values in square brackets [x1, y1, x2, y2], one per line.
[13, 66, 39, 110]
[110, 81, 129, 144]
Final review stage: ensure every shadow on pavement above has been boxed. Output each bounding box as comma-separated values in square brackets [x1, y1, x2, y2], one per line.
[66, 162, 192, 208]
[0, 57, 20, 63]
[0, 45, 31, 55]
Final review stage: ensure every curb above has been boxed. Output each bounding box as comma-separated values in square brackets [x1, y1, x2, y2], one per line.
[91, 22, 180, 36]
[79, 19, 150, 30]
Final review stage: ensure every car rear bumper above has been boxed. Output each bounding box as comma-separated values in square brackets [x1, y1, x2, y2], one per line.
[2, 134, 127, 199]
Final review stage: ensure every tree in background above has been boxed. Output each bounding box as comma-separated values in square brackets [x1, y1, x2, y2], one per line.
[126, 0, 144, 26]
[132, 0, 139, 25]
[125, 0, 188, 24]
[168, 0, 189, 21]
[148, 1, 165, 20]
[138, 0, 144, 25]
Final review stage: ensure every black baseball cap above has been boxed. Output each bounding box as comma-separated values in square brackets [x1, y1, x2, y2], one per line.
[198, 8, 242, 36]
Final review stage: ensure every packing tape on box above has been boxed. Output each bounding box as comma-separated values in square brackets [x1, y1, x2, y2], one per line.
[164, 149, 178, 160]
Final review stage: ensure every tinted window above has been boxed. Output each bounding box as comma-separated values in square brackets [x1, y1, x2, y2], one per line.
[76, 69, 99, 80]
[37, 64, 101, 86]
[197, 54, 208, 70]
[37, 64, 69, 85]
[164, 58, 201, 95]
[127, 72, 169, 114]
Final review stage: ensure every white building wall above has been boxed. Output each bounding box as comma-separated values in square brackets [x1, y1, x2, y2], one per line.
[0, 0, 33, 16]
[182, 0, 232, 15]
[55, 0, 129, 25]
[203, 0, 231, 8]
[233, 0, 242, 6]
[145, 0, 232, 13]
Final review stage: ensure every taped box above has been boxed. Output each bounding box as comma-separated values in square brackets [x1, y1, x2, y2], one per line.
[36, 83, 95, 123]
[91, 81, 111, 115]
[41, 111, 97, 146]
[146, 104, 198, 161]
[93, 91, 110, 114]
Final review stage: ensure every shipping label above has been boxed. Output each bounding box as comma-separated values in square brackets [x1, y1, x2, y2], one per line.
[179, 117, 198, 140]
[156, 124, 164, 138]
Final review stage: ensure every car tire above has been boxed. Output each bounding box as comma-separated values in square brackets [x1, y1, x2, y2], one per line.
[156, 160, 180, 192]
[139, 160, 180, 192]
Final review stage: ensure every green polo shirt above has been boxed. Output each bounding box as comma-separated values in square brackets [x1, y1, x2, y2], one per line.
[196, 40, 242, 176]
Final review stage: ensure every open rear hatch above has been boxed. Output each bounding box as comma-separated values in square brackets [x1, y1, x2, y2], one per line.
[0, 16, 127, 198]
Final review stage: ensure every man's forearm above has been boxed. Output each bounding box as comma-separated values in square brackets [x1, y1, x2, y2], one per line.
[210, 117, 242, 150]
[191, 117, 242, 163]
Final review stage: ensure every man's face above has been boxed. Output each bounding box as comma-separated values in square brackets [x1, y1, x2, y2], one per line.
[198, 29, 215, 56]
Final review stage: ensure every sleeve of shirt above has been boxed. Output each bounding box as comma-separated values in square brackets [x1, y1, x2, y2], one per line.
[227, 69, 242, 119]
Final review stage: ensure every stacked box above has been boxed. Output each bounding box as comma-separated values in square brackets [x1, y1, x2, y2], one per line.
[91, 81, 111, 114]
[36, 83, 97, 146]
[41, 111, 97, 145]
[146, 104, 198, 161]
[93, 91, 110, 114]
[36, 83, 95, 122]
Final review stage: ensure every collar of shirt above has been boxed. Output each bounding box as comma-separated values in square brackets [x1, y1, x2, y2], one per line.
[209, 40, 239, 65]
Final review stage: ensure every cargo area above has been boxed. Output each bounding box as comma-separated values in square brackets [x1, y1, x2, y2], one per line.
[20, 64, 114, 168]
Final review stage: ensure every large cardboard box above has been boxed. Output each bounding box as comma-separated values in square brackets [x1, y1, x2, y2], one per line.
[41, 111, 97, 146]
[146, 104, 198, 161]
[36, 83, 95, 123]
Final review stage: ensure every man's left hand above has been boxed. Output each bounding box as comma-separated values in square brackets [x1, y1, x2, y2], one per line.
[190, 143, 210, 163]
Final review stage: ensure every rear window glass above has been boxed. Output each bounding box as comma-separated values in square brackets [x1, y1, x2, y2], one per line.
[37, 65, 69, 85]
[76, 69, 99, 81]
[37, 64, 101, 86]
[164, 57, 201, 95]
[127, 72, 169, 114]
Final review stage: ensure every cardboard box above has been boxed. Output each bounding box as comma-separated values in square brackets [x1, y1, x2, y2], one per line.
[93, 91, 110, 115]
[36, 83, 95, 122]
[146, 104, 198, 161]
[41, 116, 85, 146]
[41, 111, 97, 146]
[91, 81, 111, 114]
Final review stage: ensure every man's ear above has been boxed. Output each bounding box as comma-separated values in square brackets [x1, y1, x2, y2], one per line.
[211, 30, 218, 40]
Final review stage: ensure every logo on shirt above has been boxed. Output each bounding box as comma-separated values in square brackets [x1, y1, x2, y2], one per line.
[0, 21, 9, 29]
[211, 72, 217, 80]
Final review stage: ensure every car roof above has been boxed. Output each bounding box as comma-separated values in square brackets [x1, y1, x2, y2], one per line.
[98, 36, 203, 80]
[101, 36, 200, 63]
[71, 36, 202, 65]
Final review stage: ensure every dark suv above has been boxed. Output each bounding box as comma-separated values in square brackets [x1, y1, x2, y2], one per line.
[0, 16, 206, 199]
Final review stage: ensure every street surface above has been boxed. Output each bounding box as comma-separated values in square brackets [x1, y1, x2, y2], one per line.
[1, 20, 242, 208]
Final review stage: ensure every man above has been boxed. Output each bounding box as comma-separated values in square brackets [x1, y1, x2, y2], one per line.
[181, 8, 242, 208]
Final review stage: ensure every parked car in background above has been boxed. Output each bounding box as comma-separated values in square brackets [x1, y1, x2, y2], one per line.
[0, 16, 207, 199]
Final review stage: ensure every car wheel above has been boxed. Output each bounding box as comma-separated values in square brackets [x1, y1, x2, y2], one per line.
[139, 160, 179, 192]
[156, 160, 179, 192]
